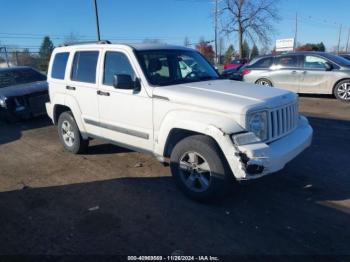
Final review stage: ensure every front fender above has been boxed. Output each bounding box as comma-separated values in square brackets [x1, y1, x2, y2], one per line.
[154, 110, 244, 156]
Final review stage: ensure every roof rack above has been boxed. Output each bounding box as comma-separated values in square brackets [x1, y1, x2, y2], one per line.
[59, 40, 111, 47]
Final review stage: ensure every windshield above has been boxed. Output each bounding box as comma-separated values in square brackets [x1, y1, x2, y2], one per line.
[0, 68, 46, 89]
[135, 49, 219, 86]
[322, 53, 350, 67]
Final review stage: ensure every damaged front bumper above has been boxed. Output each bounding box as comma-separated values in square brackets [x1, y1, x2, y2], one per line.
[223, 116, 313, 180]
[0, 92, 49, 121]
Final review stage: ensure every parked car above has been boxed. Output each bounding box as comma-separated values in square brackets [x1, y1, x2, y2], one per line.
[0, 66, 49, 122]
[243, 52, 350, 102]
[223, 58, 248, 70]
[46, 42, 312, 201]
[221, 65, 248, 81]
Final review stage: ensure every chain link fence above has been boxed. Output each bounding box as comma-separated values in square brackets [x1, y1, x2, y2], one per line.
[0, 47, 41, 70]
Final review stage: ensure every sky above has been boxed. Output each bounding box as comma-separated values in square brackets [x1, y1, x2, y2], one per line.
[0, 0, 349, 52]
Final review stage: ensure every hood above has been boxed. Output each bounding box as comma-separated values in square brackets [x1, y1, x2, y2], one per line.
[0, 81, 48, 98]
[153, 79, 297, 115]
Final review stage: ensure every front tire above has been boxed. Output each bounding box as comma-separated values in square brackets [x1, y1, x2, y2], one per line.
[170, 135, 233, 201]
[334, 80, 350, 102]
[57, 112, 89, 154]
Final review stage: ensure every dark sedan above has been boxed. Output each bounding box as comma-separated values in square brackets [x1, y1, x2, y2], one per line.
[0, 67, 49, 122]
[220, 66, 246, 81]
[340, 54, 350, 61]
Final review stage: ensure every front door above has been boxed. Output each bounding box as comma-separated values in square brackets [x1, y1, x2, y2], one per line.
[299, 55, 331, 94]
[97, 50, 153, 152]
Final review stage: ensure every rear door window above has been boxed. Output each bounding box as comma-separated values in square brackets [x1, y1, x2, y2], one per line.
[275, 55, 299, 68]
[71, 51, 99, 83]
[51, 52, 69, 79]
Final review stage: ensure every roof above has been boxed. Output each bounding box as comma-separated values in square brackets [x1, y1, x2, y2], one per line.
[55, 41, 193, 52]
[126, 43, 192, 51]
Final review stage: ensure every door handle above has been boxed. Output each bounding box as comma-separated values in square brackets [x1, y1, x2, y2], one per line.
[97, 90, 110, 96]
[291, 71, 297, 74]
[302, 71, 307, 74]
[66, 85, 76, 90]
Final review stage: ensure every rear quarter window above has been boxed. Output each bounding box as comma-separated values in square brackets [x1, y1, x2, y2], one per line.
[250, 57, 273, 69]
[51, 52, 69, 80]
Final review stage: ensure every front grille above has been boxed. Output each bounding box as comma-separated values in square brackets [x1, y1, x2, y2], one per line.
[268, 102, 299, 141]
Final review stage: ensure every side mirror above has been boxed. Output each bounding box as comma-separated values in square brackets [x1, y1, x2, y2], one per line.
[113, 74, 141, 92]
[325, 62, 333, 71]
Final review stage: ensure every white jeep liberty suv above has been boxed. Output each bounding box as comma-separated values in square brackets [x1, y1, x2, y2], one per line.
[46, 41, 313, 201]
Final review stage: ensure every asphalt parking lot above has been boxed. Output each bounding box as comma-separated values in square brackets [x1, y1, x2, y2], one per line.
[0, 96, 349, 256]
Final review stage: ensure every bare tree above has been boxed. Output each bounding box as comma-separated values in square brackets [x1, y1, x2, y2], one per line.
[221, 0, 280, 58]
[63, 32, 82, 45]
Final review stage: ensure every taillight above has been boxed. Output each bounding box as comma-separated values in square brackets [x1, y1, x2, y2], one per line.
[242, 69, 251, 76]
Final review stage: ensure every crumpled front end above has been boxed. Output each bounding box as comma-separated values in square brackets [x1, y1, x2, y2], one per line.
[0, 91, 49, 121]
[220, 116, 313, 180]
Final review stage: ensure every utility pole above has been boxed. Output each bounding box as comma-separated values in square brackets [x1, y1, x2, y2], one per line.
[93, 0, 101, 41]
[346, 27, 350, 53]
[214, 0, 218, 65]
[294, 12, 298, 51]
[337, 24, 342, 54]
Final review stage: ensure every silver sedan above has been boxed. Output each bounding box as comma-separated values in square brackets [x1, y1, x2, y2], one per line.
[243, 52, 350, 102]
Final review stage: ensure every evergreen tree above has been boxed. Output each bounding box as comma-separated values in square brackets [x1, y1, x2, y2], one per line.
[317, 42, 326, 52]
[242, 40, 250, 59]
[39, 36, 54, 72]
[251, 44, 260, 59]
[224, 44, 235, 64]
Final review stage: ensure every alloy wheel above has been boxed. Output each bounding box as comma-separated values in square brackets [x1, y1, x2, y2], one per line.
[179, 151, 212, 193]
[61, 120, 75, 147]
[337, 83, 350, 101]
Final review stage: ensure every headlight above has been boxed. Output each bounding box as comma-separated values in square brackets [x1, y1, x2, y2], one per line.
[247, 111, 268, 141]
[0, 96, 7, 108]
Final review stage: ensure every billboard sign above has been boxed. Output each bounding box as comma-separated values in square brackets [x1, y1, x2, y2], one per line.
[276, 38, 295, 52]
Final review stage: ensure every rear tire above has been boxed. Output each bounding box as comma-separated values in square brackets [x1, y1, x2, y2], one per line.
[57, 111, 89, 154]
[334, 80, 350, 102]
[170, 135, 234, 202]
[256, 78, 273, 87]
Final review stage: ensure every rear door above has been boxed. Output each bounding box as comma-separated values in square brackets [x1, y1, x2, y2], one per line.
[66, 49, 101, 136]
[269, 55, 302, 92]
[299, 55, 332, 94]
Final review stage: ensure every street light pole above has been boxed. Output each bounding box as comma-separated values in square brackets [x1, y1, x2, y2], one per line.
[214, 0, 218, 65]
[93, 0, 101, 41]
[337, 24, 342, 54]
